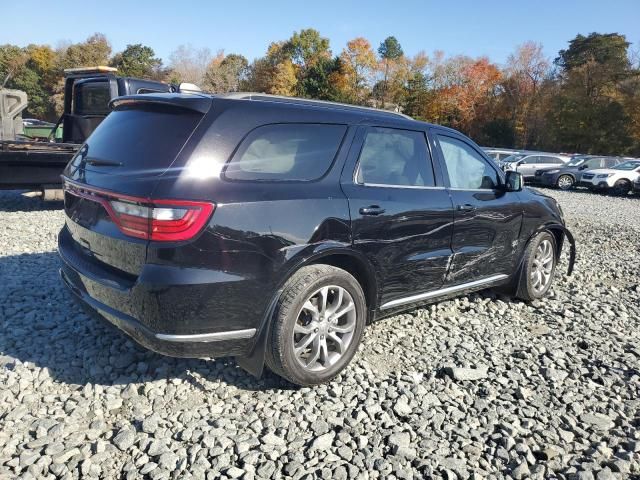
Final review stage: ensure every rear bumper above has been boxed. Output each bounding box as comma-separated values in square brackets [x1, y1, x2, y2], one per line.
[58, 227, 262, 358]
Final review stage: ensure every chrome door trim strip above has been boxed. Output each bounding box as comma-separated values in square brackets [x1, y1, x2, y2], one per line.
[380, 274, 509, 310]
[155, 328, 257, 343]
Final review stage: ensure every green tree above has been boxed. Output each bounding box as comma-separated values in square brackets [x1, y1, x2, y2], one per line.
[204, 53, 248, 93]
[285, 29, 331, 68]
[111, 44, 162, 79]
[0, 44, 28, 87]
[549, 32, 636, 154]
[377, 36, 404, 107]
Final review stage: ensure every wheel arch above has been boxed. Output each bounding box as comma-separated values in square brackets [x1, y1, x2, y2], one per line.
[236, 246, 379, 378]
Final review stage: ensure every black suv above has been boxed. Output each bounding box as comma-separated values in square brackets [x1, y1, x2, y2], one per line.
[58, 93, 575, 386]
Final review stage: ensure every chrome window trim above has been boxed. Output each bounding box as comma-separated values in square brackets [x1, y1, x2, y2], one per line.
[448, 187, 498, 192]
[380, 274, 509, 310]
[155, 328, 256, 343]
[359, 182, 446, 190]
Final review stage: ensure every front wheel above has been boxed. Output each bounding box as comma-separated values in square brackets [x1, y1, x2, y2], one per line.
[265, 265, 366, 386]
[612, 179, 631, 196]
[515, 232, 557, 301]
[557, 175, 574, 190]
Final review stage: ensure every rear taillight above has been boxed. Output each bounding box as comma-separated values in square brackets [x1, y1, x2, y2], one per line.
[66, 184, 215, 242]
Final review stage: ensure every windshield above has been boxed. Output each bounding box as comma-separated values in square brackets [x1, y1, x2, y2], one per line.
[613, 161, 640, 171]
[502, 154, 526, 163]
[566, 157, 587, 166]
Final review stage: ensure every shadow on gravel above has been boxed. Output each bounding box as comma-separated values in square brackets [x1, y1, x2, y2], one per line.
[0, 190, 63, 212]
[0, 251, 293, 392]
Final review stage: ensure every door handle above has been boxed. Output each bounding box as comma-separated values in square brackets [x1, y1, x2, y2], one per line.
[457, 204, 476, 212]
[359, 205, 386, 216]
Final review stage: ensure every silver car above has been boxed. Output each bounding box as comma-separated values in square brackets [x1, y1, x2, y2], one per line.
[502, 153, 571, 180]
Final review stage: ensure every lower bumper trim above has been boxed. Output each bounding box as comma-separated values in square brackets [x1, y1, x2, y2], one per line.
[155, 329, 256, 343]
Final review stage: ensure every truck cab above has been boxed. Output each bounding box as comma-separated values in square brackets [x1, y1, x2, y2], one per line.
[61, 66, 173, 144]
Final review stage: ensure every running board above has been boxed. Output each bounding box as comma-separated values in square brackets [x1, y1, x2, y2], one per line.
[380, 274, 509, 310]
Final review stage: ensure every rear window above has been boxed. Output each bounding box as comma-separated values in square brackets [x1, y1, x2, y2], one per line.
[74, 80, 111, 115]
[73, 105, 202, 174]
[224, 123, 347, 181]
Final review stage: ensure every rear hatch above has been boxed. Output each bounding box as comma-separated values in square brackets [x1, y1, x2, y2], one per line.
[61, 94, 212, 276]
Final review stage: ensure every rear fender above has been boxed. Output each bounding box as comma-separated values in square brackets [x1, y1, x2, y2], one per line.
[236, 246, 377, 378]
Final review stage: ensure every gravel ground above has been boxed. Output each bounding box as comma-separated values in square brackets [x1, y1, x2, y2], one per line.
[0, 188, 639, 480]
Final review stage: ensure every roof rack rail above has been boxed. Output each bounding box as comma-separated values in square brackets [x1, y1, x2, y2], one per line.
[215, 92, 413, 120]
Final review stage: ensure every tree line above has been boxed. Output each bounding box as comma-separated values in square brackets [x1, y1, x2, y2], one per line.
[1, 30, 639, 155]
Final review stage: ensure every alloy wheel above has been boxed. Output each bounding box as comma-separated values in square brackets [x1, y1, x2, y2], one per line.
[292, 285, 357, 372]
[531, 239, 554, 293]
[557, 175, 573, 190]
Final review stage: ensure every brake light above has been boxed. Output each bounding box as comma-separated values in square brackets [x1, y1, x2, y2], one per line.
[109, 198, 214, 241]
[65, 184, 214, 242]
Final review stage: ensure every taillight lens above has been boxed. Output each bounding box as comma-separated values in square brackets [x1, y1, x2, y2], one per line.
[108, 198, 214, 241]
[65, 184, 214, 242]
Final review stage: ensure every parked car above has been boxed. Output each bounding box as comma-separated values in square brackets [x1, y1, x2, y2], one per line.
[482, 148, 521, 162]
[633, 176, 640, 195]
[58, 93, 575, 386]
[535, 155, 623, 190]
[580, 160, 640, 195]
[501, 153, 571, 181]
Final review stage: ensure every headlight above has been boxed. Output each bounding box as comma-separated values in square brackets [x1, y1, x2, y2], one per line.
[597, 173, 613, 178]
[546, 170, 560, 174]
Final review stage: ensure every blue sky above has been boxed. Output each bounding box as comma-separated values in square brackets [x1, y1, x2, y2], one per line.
[3, 0, 639, 65]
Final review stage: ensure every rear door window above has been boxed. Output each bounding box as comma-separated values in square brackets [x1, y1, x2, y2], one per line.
[355, 127, 435, 187]
[225, 123, 347, 181]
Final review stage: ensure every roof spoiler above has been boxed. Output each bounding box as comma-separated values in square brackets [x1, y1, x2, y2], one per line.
[109, 93, 212, 114]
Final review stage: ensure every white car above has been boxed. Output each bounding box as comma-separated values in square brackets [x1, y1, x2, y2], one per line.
[580, 160, 640, 195]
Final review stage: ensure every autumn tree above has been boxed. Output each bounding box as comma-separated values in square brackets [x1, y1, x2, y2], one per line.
[502, 42, 550, 148]
[340, 38, 376, 103]
[57, 33, 111, 70]
[203, 52, 248, 93]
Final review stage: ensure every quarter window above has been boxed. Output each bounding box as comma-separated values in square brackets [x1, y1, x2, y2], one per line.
[356, 127, 435, 187]
[225, 123, 347, 181]
[437, 135, 499, 190]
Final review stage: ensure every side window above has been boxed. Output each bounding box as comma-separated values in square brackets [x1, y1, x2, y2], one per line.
[356, 127, 435, 187]
[587, 158, 603, 168]
[225, 123, 347, 181]
[437, 135, 499, 190]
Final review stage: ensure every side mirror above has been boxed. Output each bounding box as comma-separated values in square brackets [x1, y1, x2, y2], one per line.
[504, 171, 523, 192]
[578, 164, 587, 170]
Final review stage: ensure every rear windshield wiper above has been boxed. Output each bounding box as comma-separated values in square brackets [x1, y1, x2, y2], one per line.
[85, 159, 123, 167]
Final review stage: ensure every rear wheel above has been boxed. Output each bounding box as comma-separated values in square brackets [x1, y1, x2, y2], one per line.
[612, 179, 631, 196]
[266, 265, 366, 386]
[515, 232, 557, 301]
[557, 175, 574, 190]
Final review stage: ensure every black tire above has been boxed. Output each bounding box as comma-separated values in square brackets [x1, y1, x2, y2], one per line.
[514, 231, 557, 301]
[556, 174, 574, 190]
[265, 265, 366, 386]
[612, 179, 631, 196]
